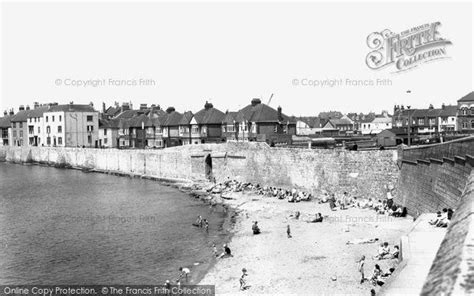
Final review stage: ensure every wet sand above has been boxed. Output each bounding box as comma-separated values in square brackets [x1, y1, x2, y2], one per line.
[198, 191, 414, 295]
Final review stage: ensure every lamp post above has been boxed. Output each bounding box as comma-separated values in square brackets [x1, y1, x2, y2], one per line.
[406, 90, 412, 146]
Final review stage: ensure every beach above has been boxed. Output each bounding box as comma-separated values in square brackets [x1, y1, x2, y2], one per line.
[195, 189, 414, 295]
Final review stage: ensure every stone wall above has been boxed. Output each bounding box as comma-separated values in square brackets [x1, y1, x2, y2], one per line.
[421, 169, 474, 295]
[0, 142, 399, 199]
[394, 136, 474, 216]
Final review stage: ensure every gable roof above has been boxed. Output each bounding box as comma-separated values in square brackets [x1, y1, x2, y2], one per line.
[163, 111, 183, 126]
[412, 108, 442, 118]
[238, 99, 295, 123]
[178, 111, 194, 125]
[458, 91, 474, 102]
[439, 105, 458, 117]
[193, 103, 225, 124]
[0, 116, 11, 128]
[11, 110, 30, 122]
[296, 116, 321, 128]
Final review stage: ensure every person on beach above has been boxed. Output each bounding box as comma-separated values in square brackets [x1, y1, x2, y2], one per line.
[346, 238, 379, 245]
[252, 221, 261, 235]
[204, 219, 209, 233]
[178, 267, 190, 283]
[219, 244, 232, 258]
[287, 224, 292, 238]
[374, 242, 391, 260]
[194, 215, 203, 228]
[239, 268, 249, 290]
[329, 193, 337, 211]
[358, 255, 366, 284]
[391, 245, 399, 259]
[212, 244, 218, 257]
[371, 264, 383, 286]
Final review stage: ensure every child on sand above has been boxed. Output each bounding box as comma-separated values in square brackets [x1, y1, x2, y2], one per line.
[252, 221, 261, 235]
[287, 224, 292, 238]
[239, 268, 249, 290]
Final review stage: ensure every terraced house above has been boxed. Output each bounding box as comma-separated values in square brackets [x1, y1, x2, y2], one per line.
[457, 91, 474, 133]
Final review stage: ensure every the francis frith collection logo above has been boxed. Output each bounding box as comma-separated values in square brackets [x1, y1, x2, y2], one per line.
[366, 22, 452, 73]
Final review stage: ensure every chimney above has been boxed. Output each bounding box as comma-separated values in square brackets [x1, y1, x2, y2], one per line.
[102, 102, 106, 113]
[26, 105, 30, 110]
[34, 102, 39, 109]
[89, 101, 94, 107]
[204, 101, 213, 109]
[442, 103, 446, 110]
[140, 104, 147, 110]
[19, 105, 25, 111]
[429, 104, 434, 109]
[9, 109, 14, 116]
[251, 98, 261, 106]
[277, 106, 283, 121]
[3, 110, 7, 116]
[121, 102, 130, 112]
[166, 107, 175, 114]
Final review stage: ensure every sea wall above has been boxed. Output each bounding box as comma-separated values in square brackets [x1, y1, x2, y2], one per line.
[0, 142, 399, 199]
[421, 169, 474, 295]
[394, 136, 474, 216]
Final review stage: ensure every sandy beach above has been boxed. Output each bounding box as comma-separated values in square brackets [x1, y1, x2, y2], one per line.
[197, 190, 414, 295]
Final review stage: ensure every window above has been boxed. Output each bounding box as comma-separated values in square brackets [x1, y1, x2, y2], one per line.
[52, 116, 55, 122]
[274, 125, 278, 133]
[58, 126, 62, 133]
[58, 137, 62, 145]
[462, 108, 468, 115]
[192, 125, 199, 134]
[463, 122, 468, 129]
[87, 126, 94, 132]
[283, 125, 288, 134]
[104, 138, 108, 144]
[38, 127, 40, 134]
[19, 131, 23, 137]
[19, 122, 23, 128]
[46, 126, 51, 134]
[201, 126, 207, 134]
[59, 115, 62, 122]
[429, 118, 436, 125]
[87, 115, 93, 122]
[471, 120, 474, 129]
[34, 117, 37, 123]
[87, 135, 92, 144]
[46, 116, 48, 122]
[104, 128, 107, 136]
[47, 137, 51, 145]
[227, 125, 235, 132]
[222, 126, 226, 133]
[28, 126, 34, 134]
[418, 118, 424, 125]
[13, 131, 17, 137]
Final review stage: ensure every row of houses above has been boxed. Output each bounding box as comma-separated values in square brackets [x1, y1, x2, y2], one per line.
[1, 91, 473, 149]
[0, 98, 298, 148]
[296, 91, 474, 138]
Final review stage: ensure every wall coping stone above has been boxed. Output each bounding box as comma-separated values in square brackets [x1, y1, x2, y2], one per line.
[401, 159, 418, 165]
[430, 158, 444, 165]
[443, 157, 455, 165]
[454, 156, 466, 165]
[417, 159, 431, 165]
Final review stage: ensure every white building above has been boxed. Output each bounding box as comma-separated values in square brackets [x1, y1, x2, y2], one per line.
[360, 112, 392, 135]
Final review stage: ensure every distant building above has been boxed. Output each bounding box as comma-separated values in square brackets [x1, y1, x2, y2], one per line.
[0, 112, 12, 146]
[222, 111, 241, 141]
[26, 105, 49, 146]
[162, 107, 183, 147]
[360, 111, 392, 135]
[236, 98, 296, 144]
[10, 106, 29, 146]
[178, 111, 194, 145]
[295, 116, 321, 135]
[438, 104, 458, 133]
[189, 102, 225, 144]
[98, 119, 120, 148]
[457, 91, 474, 133]
[376, 128, 405, 147]
[322, 115, 354, 134]
[43, 104, 99, 147]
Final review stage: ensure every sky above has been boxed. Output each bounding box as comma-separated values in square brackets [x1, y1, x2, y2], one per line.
[1, 1, 473, 117]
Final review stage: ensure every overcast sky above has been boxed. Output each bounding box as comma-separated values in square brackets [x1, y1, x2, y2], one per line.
[1, 1, 472, 116]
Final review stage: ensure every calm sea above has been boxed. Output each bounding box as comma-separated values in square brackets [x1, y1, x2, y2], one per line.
[0, 162, 230, 284]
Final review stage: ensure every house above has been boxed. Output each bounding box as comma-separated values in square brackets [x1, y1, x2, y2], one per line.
[178, 111, 194, 145]
[189, 102, 225, 144]
[411, 105, 442, 136]
[236, 98, 296, 144]
[457, 91, 474, 133]
[360, 111, 392, 135]
[162, 107, 183, 147]
[376, 128, 405, 147]
[221, 111, 241, 141]
[10, 106, 30, 146]
[438, 104, 458, 133]
[322, 115, 354, 134]
[98, 118, 120, 148]
[318, 111, 343, 127]
[295, 116, 321, 135]
[43, 104, 99, 147]
[0, 111, 13, 146]
[26, 104, 50, 146]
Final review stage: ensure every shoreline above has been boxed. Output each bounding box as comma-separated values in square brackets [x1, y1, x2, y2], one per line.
[0, 160, 239, 286]
[0, 160, 414, 294]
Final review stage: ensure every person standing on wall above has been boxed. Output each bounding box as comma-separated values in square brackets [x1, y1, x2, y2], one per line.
[386, 185, 394, 210]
